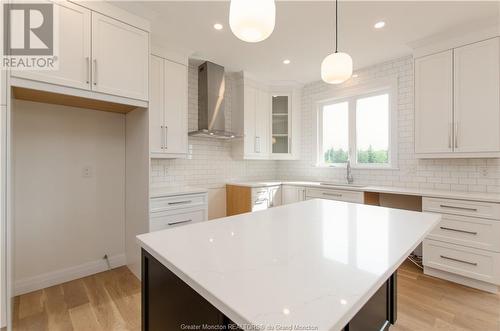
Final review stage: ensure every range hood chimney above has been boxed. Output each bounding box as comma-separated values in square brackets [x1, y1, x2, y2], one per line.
[188, 61, 237, 139]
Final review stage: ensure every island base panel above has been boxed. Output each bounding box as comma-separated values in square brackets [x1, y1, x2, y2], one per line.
[142, 249, 397, 331]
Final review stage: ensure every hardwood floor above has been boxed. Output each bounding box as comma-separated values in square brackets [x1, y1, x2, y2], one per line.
[13, 267, 140, 331]
[13, 262, 500, 331]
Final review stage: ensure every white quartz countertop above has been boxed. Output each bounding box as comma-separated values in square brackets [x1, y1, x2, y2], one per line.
[137, 199, 440, 331]
[226, 180, 500, 203]
[149, 185, 208, 198]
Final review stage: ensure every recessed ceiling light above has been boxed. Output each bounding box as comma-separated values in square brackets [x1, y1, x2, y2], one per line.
[283, 59, 291, 64]
[374, 21, 386, 29]
[213, 23, 223, 30]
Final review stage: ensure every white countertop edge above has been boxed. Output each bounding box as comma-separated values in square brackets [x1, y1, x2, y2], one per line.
[226, 181, 500, 203]
[137, 237, 251, 327]
[327, 215, 439, 331]
[137, 210, 441, 331]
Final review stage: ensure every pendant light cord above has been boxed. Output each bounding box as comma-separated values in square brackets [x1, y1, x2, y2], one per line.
[335, 0, 338, 53]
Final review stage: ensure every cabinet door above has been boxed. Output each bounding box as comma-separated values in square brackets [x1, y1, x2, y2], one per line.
[149, 55, 164, 155]
[414, 51, 453, 154]
[163, 60, 188, 155]
[454, 38, 500, 153]
[255, 89, 270, 156]
[271, 95, 290, 155]
[11, 2, 91, 90]
[91, 13, 149, 100]
[243, 86, 257, 155]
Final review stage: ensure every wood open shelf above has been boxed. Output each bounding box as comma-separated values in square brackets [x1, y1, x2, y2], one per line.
[12, 87, 139, 114]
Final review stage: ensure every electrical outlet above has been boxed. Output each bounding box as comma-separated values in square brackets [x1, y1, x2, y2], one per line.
[82, 166, 92, 178]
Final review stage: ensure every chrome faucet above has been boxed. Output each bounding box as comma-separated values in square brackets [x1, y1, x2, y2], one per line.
[346, 159, 354, 184]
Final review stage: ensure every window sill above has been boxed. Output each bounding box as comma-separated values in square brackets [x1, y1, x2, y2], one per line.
[315, 164, 399, 171]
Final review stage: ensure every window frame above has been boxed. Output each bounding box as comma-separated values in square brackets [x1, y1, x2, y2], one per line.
[315, 78, 398, 170]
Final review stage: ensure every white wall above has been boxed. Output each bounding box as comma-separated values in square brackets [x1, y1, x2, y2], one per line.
[278, 55, 500, 193]
[12, 100, 126, 294]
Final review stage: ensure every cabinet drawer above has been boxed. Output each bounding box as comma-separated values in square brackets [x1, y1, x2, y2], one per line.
[150, 193, 207, 212]
[305, 188, 364, 204]
[423, 197, 500, 220]
[423, 239, 500, 285]
[150, 208, 206, 232]
[427, 214, 500, 252]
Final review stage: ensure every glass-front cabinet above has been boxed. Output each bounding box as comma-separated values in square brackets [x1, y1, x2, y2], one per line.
[269, 89, 300, 160]
[271, 94, 290, 154]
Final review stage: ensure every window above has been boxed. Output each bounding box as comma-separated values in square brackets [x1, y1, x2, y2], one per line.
[317, 86, 396, 168]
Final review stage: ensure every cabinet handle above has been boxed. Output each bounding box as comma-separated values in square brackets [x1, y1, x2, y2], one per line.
[440, 255, 477, 266]
[166, 126, 169, 149]
[448, 123, 452, 149]
[439, 204, 478, 212]
[160, 125, 164, 149]
[168, 200, 192, 205]
[93, 59, 97, 85]
[255, 136, 260, 153]
[323, 192, 342, 197]
[454, 122, 458, 148]
[168, 219, 192, 226]
[289, 137, 291, 154]
[85, 57, 90, 84]
[439, 226, 478, 235]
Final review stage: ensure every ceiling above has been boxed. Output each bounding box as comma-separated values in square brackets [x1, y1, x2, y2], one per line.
[111, 1, 500, 84]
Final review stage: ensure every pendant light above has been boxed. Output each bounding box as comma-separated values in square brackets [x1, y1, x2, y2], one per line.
[321, 0, 353, 84]
[229, 0, 276, 43]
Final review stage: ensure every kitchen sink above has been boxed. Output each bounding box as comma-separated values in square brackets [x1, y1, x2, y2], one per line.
[319, 182, 366, 188]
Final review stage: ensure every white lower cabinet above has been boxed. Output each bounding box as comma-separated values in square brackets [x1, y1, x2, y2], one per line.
[149, 192, 208, 232]
[305, 188, 364, 204]
[423, 197, 500, 293]
[150, 208, 206, 231]
[423, 240, 500, 291]
[282, 185, 306, 205]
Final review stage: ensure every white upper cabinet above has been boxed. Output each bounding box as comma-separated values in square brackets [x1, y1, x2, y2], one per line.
[233, 79, 270, 159]
[415, 37, 500, 158]
[149, 55, 164, 155]
[255, 88, 270, 156]
[270, 89, 301, 160]
[149, 55, 187, 159]
[232, 73, 300, 160]
[163, 59, 188, 155]
[11, 2, 91, 90]
[91, 13, 149, 101]
[10, 3, 149, 104]
[454, 38, 500, 153]
[415, 50, 453, 155]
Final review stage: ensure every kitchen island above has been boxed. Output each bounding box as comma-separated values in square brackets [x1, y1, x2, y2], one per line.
[137, 199, 440, 331]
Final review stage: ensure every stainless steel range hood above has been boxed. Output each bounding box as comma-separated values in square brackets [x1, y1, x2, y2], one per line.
[188, 61, 237, 139]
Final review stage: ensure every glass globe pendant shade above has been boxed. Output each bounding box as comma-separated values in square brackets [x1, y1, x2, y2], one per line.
[321, 52, 353, 84]
[229, 0, 276, 43]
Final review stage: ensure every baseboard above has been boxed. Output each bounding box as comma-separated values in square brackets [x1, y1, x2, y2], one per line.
[424, 266, 499, 293]
[14, 253, 126, 296]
